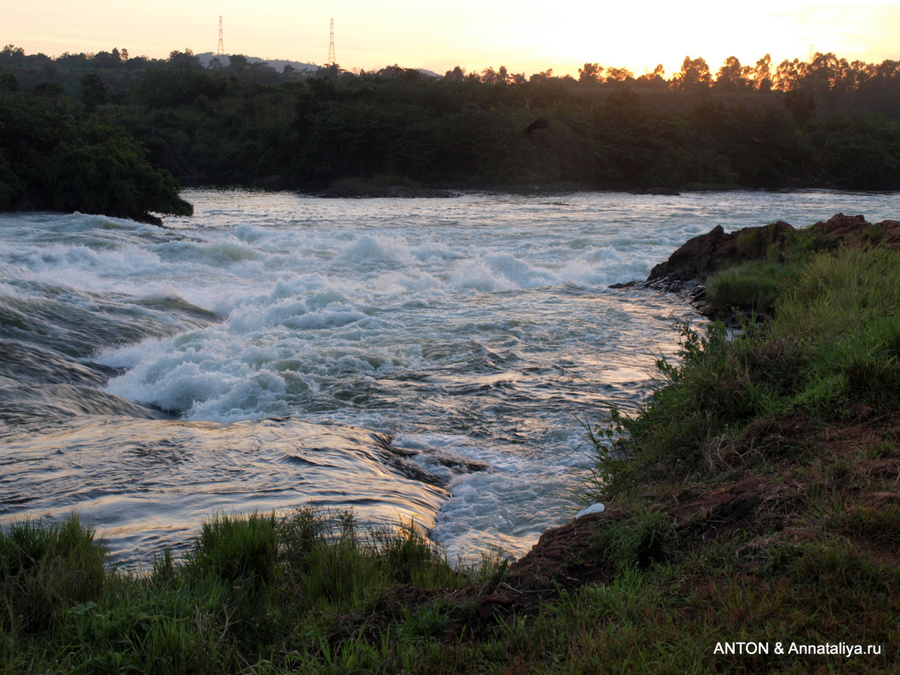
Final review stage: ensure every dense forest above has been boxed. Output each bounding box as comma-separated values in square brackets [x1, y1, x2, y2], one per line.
[2, 44, 900, 217]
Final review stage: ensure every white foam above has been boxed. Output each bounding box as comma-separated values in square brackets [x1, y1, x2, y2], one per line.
[339, 234, 414, 265]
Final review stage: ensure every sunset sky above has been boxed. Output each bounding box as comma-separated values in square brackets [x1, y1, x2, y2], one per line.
[6, 1, 900, 78]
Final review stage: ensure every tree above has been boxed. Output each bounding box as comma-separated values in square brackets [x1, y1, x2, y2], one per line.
[578, 63, 602, 84]
[605, 67, 634, 85]
[715, 56, 747, 91]
[92, 50, 122, 69]
[753, 55, 773, 92]
[1, 45, 25, 61]
[784, 89, 816, 125]
[444, 66, 465, 81]
[0, 70, 18, 93]
[81, 73, 108, 111]
[801, 52, 852, 94]
[168, 49, 200, 69]
[672, 56, 711, 91]
[530, 69, 554, 83]
[32, 82, 64, 99]
[636, 64, 666, 89]
[228, 54, 249, 75]
[774, 58, 801, 91]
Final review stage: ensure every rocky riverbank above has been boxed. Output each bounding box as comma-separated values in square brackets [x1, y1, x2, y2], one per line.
[612, 213, 900, 321]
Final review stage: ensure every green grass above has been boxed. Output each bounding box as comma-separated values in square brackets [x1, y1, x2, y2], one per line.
[706, 260, 798, 314]
[0, 514, 107, 635]
[0, 508, 494, 673]
[592, 245, 900, 496]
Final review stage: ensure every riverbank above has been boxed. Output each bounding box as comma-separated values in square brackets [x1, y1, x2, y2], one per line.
[2, 220, 898, 673]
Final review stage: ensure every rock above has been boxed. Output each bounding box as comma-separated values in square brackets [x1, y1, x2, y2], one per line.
[648, 214, 900, 289]
[809, 213, 900, 249]
[135, 212, 165, 227]
[317, 183, 461, 199]
[646, 220, 796, 285]
[575, 503, 605, 518]
[630, 187, 681, 196]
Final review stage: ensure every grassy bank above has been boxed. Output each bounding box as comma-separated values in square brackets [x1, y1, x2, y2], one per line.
[2, 244, 898, 673]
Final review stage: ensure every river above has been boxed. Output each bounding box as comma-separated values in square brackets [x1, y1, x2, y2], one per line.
[1, 188, 896, 568]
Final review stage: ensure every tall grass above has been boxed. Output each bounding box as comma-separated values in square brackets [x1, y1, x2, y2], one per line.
[0, 508, 481, 673]
[774, 246, 900, 342]
[592, 245, 900, 497]
[706, 260, 799, 314]
[0, 515, 107, 635]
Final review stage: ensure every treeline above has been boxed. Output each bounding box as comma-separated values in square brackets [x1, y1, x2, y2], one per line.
[2, 44, 900, 200]
[0, 93, 192, 220]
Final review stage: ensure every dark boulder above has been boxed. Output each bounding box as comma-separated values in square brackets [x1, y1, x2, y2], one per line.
[647, 221, 795, 284]
[808, 213, 900, 249]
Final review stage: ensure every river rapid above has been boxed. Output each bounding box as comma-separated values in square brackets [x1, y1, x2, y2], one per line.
[1, 189, 897, 568]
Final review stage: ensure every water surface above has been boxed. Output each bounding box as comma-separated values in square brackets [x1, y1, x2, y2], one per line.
[1, 189, 896, 566]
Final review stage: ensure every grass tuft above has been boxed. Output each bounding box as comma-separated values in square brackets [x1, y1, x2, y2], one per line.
[0, 514, 108, 635]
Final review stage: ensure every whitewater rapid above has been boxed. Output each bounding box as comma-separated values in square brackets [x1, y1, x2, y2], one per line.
[1, 189, 897, 566]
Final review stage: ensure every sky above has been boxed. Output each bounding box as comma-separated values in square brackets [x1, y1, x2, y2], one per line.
[5, 0, 900, 78]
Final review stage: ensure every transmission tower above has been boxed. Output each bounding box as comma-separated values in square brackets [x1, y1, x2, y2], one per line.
[216, 16, 225, 56]
[327, 18, 336, 65]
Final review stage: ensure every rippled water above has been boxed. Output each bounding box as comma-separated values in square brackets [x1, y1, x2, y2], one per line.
[1, 189, 896, 567]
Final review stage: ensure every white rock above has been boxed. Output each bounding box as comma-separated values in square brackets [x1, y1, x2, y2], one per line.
[575, 502, 605, 518]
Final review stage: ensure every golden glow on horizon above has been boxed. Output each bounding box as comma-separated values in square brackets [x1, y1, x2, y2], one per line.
[5, 0, 900, 78]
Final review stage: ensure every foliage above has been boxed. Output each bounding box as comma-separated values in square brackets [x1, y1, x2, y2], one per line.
[3, 46, 900, 193]
[0, 91, 191, 219]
